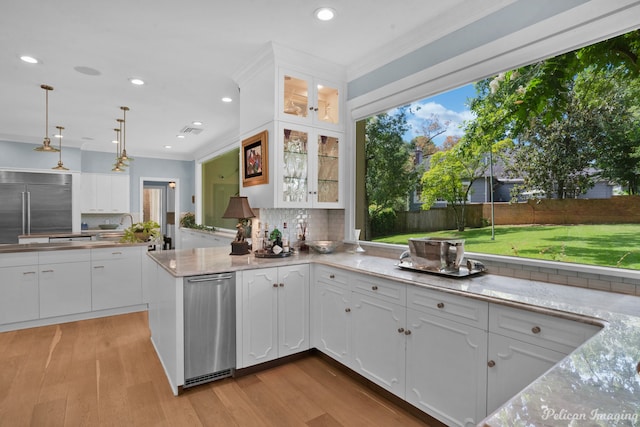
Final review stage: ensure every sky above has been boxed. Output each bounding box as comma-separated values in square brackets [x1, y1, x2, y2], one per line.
[393, 83, 477, 145]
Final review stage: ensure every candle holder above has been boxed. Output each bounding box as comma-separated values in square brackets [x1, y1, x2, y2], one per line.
[354, 228, 365, 253]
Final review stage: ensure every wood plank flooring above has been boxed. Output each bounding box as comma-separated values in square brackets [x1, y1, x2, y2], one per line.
[0, 312, 432, 426]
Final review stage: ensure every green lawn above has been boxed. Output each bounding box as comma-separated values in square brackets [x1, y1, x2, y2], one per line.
[374, 224, 640, 270]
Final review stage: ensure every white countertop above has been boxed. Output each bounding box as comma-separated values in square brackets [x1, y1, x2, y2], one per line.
[148, 247, 640, 426]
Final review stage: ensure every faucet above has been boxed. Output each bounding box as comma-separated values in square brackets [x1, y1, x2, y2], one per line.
[120, 214, 134, 228]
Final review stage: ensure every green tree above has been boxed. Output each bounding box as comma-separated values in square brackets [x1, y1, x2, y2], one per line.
[420, 137, 510, 231]
[365, 107, 418, 235]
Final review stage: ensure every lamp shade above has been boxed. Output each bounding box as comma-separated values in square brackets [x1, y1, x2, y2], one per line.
[222, 196, 256, 219]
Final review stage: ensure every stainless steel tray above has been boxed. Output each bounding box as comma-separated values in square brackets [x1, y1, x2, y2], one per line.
[254, 251, 292, 258]
[395, 260, 486, 278]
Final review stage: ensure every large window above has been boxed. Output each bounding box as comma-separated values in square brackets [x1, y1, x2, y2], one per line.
[356, 30, 640, 270]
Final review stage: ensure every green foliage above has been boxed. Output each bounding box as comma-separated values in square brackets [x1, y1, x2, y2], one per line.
[365, 107, 418, 216]
[120, 220, 161, 243]
[179, 212, 215, 231]
[369, 206, 397, 237]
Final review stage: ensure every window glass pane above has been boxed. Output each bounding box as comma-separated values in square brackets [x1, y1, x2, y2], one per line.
[202, 148, 240, 229]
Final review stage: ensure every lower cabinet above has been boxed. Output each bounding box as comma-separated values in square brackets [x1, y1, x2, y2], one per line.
[486, 332, 565, 414]
[39, 250, 92, 318]
[351, 291, 407, 398]
[91, 246, 143, 310]
[312, 266, 352, 366]
[240, 264, 309, 367]
[405, 308, 487, 427]
[0, 253, 39, 324]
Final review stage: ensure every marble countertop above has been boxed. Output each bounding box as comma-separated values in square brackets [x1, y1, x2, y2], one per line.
[0, 240, 148, 253]
[148, 247, 640, 426]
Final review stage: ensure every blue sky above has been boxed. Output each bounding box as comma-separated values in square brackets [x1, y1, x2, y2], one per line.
[393, 83, 477, 145]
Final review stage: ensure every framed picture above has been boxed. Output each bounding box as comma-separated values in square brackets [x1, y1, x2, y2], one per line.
[242, 130, 268, 187]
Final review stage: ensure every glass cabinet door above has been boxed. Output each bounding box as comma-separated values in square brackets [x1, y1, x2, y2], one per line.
[282, 127, 309, 204]
[316, 83, 340, 127]
[282, 75, 309, 119]
[317, 133, 339, 204]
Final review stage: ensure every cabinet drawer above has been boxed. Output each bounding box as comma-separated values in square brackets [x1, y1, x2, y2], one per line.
[314, 265, 350, 288]
[92, 246, 141, 261]
[39, 249, 91, 264]
[0, 252, 39, 268]
[489, 303, 601, 354]
[407, 286, 488, 330]
[352, 274, 405, 305]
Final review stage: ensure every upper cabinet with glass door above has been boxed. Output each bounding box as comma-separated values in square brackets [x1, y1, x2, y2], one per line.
[277, 123, 343, 209]
[279, 69, 343, 130]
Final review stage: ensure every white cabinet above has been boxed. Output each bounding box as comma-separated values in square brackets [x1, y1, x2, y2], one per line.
[0, 252, 39, 324]
[276, 123, 343, 208]
[405, 308, 488, 427]
[486, 332, 565, 414]
[486, 303, 601, 415]
[278, 68, 343, 130]
[80, 173, 130, 213]
[91, 246, 143, 311]
[240, 264, 309, 368]
[38, 250, 91, 318]
[312, 266, 352, 366]
[351, 291, 407, 397]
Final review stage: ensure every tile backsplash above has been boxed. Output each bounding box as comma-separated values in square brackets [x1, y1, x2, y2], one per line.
[251, 208, 345, 245]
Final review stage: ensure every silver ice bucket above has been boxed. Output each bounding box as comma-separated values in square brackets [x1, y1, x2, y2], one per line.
[407, 237, 465, 272]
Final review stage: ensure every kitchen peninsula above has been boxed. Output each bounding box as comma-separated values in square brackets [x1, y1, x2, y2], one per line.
[146, 246, 640, 427]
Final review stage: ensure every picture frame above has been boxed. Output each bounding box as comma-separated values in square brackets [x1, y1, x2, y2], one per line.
[242, 130, 269, 187]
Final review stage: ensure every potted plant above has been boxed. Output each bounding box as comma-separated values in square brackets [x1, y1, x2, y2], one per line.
[120, 220, 161, 243]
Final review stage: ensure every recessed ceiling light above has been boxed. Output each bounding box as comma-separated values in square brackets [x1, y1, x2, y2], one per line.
[192, 121, 203, 126]
[164, 145, 172, 149]
[221, 97, 232, 103]
[314, 7, 336, 21]
[129, 78, 145, 86]
[20, 55, 39, 64]
[177, 135, 185, 139]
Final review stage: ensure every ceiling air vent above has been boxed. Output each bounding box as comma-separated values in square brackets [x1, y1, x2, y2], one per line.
[180, 126, 203, 135]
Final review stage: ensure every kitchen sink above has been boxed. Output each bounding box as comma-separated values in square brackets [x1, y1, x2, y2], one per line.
[96, 231, 125, 242]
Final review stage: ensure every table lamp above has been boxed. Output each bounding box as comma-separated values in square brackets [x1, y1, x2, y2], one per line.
[222, 196, 256, 255]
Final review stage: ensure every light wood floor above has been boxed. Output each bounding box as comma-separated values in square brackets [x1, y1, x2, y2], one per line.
[0, 312, 431, 427]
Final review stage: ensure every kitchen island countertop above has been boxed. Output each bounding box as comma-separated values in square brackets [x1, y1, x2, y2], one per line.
[148, 246, 640, 426]
[0, 240, 148, 253]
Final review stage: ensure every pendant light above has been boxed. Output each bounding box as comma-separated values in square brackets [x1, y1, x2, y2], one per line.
[112, 123, 127, 172]
[120, 106, 133, 162]
[51, 126, 68, 170]
[34, 84, 60, 152]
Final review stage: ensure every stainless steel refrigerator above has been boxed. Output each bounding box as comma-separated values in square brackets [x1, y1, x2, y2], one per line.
[0, 171, 72, 244]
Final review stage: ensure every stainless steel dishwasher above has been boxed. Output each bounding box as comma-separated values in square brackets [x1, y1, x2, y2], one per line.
[183, 272, 236, 388]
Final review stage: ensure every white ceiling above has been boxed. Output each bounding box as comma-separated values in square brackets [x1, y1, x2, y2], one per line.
[0, 0, 638, 161]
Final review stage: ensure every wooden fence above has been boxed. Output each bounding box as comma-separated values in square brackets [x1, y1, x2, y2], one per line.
[391, 196, 640, 234]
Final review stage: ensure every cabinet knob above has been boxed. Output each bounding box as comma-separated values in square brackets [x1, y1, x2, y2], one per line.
[314, 107, 319, 112]
[398, 328, 405, 333]
[345, 308, 351, 313]
[488, 360, 496, 368]
[404, 329, 411, 335]
[371, 285, 378, 291]
[309, 106, 314, 111]
[437, 302, 445, 309]
[531, 326, 541, 334]
[329, 274, 335, 279]
[273, 283, 278, 288]
[279, 283, 284, 287]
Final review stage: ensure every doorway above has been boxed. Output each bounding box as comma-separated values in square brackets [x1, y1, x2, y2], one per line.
[141, 178, 179, 249]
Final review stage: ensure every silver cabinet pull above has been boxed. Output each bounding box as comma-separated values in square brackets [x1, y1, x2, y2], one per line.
[23, 271, 36, 275]
[41, 269, 54, 273]
[93, 265, 105, 269]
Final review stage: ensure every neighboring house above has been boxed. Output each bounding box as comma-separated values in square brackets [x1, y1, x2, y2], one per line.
[410, 151, 616, 210]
